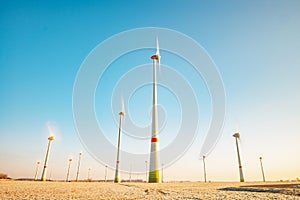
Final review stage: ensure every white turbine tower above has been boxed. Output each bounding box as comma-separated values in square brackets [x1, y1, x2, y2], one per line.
[259, 157, 266, 182]
[114, 111, 125, 183]
[34, 161, 41, 181]
[149, 37, 161, 183]
[104, 165, 108, 182]
[41, 136, 55, 181]
[75, 152, 83, 181]
[233, 132, 245, 182]
[202, 155, 207, 183]
[66, 158, 72, 182]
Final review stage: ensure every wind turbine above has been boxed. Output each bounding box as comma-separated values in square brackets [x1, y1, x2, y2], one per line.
[41, 136, 55, 181]
[34, 161, 41, 181]
[66, 158, 72, 182]
[259, 157, 266, 182]
[202, 155, 207, 183]
[129, 164, 132, 182]
[149, 36, 161, 183]
[104, 165, 108, 182]
[233, 132, 245, 182]
[88, 168, 91, 181]
[75, 152, 83, 181]
[114, 111, 125, 183]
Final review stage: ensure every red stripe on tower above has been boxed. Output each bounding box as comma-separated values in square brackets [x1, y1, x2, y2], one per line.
[151, 55, 158, 60]
[239, 166, 242, 168]
[151, 137, 158, 143]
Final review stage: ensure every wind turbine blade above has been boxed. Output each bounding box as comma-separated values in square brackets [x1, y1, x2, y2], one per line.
[121, 95, 125, 114]
[156, 36, 161, 71]
[46, 121, 55, 136]
[156, 36, 160, 55]
[236, 124, 240, 133]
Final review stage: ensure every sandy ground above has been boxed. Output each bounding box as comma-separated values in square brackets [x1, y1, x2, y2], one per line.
[0, 180, 299, 200]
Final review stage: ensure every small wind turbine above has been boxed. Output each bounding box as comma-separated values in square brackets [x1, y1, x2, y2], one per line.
[76, 152, 83, 181]
[129, 165, 132, 182]
[66, 158, 72, 182]
[233, 132, 245, 182]
[259, 157, 266, 182]
[202, 155, 207, 183]
[34, 161, 41, 181]
[88, 168, 91, 181]
[104, 165, 108, 182]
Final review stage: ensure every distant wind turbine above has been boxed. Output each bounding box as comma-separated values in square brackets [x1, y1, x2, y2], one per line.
[259, 157, 266, 182]
[202, 155, 207, 183]
[105, 165, 108, 182]
[34, 161, 41, 181]
[76, 152, 83, 181]
[66, 158, 72, 182]
[233, 132, 245, 182]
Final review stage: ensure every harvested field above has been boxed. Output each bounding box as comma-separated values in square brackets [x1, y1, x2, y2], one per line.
[0, 180, 299, 199]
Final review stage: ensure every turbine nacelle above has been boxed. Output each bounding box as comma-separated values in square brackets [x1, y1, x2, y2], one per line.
[151, 55, 160, 60]
[232, 132, 240, 138]
[151, 36, 161, 64]
[119, 111, 125, 116]
[48, 136, 55, 141]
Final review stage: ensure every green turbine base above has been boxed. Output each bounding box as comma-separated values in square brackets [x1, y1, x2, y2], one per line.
[148, 170, 161, 183]
[114, 177, 120, 183]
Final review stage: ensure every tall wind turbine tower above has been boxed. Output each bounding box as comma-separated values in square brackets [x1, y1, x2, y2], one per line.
[149, 37, 161, 183]
[41, 136, 55, 181]
[233, 132, 245, 182]
[76, 152, 83, 181]
[114, 111, 125, 183]
[66, 158, 72, 182]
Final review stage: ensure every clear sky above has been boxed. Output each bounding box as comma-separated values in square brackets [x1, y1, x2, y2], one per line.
[1, 0, 299, 182]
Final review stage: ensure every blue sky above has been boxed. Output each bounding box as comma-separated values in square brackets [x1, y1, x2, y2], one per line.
[1, 0, 300, 181]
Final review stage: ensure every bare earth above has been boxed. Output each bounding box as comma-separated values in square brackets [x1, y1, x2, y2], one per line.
[0, 180, 299, 200]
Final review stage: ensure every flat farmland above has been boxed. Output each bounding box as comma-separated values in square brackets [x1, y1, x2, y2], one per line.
[0, 180, 299, 199]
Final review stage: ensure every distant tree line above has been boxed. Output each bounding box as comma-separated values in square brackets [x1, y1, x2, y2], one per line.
[0, 173, 9, 179]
